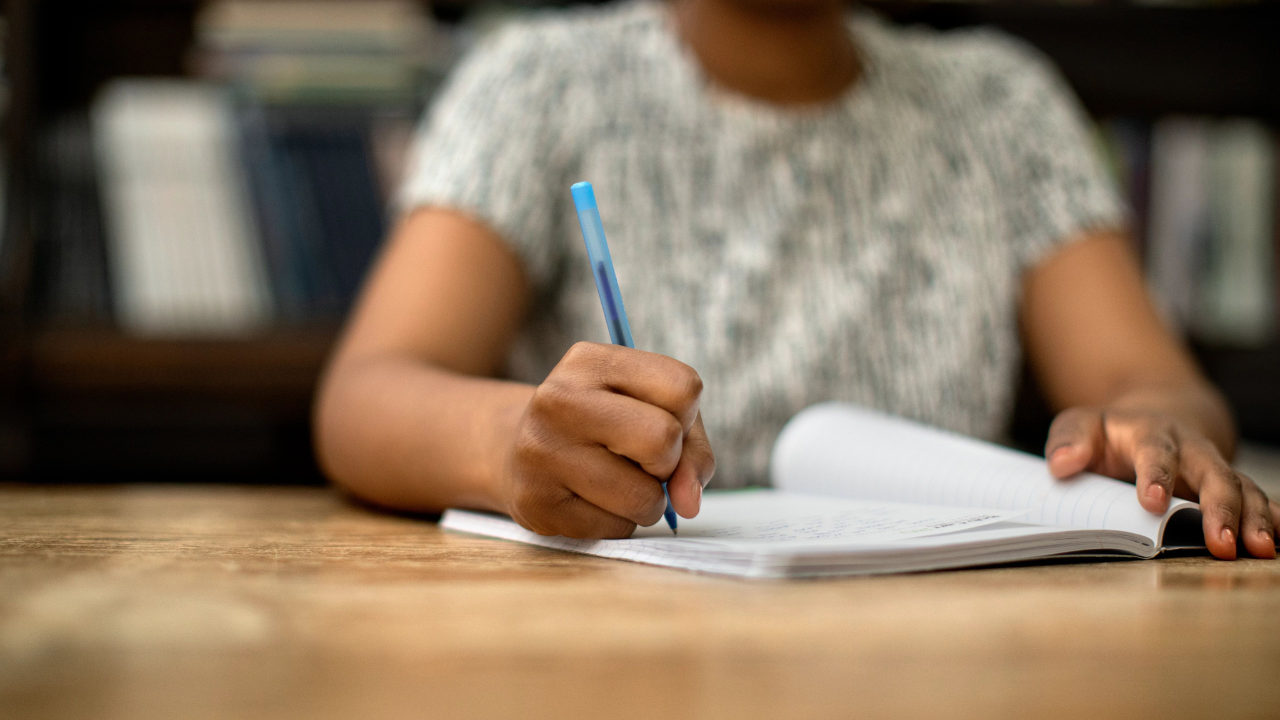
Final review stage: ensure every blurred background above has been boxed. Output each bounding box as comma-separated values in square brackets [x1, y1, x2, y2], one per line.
[0, 0, 1276, 485]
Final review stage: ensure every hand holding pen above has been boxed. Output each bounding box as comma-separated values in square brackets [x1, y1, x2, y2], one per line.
[496, 183, 715, 539]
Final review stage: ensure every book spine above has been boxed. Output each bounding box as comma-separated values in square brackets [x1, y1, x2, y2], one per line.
[236, 104, 309, 321]
[1200, 120, 1274, 346]
[1146, 117, 1212, 334]
[273, 120, 344, 318]
[91, 80, 275, 336]
[304, 120, 384, 308]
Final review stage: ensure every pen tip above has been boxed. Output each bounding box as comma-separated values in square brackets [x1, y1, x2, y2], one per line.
[672, 529, 678, 536]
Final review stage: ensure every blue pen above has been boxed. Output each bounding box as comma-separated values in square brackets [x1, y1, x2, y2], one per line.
[570, 181, 678, 535]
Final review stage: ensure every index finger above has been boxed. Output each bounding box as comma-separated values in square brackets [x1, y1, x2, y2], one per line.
[564, 342, 703, 430]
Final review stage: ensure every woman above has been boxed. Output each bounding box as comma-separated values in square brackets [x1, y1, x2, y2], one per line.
[314, 0, 1278, 558]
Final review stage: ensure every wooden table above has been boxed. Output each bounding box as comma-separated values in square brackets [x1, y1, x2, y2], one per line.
[2, 485, 1279, 720]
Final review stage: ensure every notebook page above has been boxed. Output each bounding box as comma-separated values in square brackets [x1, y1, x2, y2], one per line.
[627, 491, 1018, 544]
[442, 491, 1023, 574]
[771, 403, 1197, 544]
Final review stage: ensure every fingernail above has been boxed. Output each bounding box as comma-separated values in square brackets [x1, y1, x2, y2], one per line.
[690, 478, 702, 506]
[1221, 527, 1235, 547]
[1261, 529, 1274, 545]
[1146, 485, 1166, 504]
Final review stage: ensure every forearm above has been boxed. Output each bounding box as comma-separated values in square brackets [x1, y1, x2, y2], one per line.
[1104, 379, 1237, 461]
[1022, 232, 1238, 462]
[314, 354, 535, 513]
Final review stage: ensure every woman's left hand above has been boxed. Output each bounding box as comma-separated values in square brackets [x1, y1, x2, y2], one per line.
[1045, 406, 1279, 560]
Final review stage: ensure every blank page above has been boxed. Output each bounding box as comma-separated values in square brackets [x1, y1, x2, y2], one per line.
[771, 403, 1198, 544]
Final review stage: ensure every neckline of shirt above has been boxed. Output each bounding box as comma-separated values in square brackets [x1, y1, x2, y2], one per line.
[633, 0, 882, 129]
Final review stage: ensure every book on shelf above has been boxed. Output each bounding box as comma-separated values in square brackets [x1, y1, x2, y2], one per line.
[443, 404, 1205, 579]
[92, 80, 275, 337]
[34, 114, 112, 323]
[1106, 115, 1276, 347]
[237, 106, 387, 320]
[1203, 121, 1274, 346]
[55, 0, 447, 336]
[1096, 118, 1152, 258]
[58, 0, 444, 335]
[1145, 117, 1211, 334]
[195, 0, 442, 106]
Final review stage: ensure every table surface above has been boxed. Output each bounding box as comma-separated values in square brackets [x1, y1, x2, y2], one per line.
[2, 484, 1279, 720]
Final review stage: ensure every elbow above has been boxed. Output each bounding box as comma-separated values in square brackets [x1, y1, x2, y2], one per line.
[311, 359, 364, 497]
[311, 355, 436, 512]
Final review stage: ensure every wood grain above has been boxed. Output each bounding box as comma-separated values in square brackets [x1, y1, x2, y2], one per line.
[2, 484, 1278, 720]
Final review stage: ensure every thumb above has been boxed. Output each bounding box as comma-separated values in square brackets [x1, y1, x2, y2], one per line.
[1045, 407, 1104, 479]
[667, 412, 716, 519]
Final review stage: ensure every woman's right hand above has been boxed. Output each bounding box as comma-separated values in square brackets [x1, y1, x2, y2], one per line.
[501, 341, 716, 539]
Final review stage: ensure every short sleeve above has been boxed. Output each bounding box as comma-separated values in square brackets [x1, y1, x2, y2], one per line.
[396, 25, 567, 288]
[971, 33, 1126, 269]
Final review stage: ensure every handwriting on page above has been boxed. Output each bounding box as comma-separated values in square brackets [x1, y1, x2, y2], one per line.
[630, 492, 1018, 543]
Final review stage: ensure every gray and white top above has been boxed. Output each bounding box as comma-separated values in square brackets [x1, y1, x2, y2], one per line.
[398, 0, 1124, 488]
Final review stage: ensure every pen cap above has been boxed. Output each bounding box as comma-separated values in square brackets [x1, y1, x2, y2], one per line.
[571, 181, 613, 266]
[570, 181, 598, 210]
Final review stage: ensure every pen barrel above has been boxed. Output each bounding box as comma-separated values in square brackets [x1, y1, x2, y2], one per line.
[572, 186, 635, 348]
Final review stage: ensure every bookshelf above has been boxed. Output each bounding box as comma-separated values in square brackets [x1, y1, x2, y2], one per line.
[1, 0, 1277, 482]
[868, 1, 1280, 121]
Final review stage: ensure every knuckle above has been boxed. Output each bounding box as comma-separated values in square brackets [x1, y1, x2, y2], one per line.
[509, 472, 555, 513]
[655, 414, 684, 451]
[510, 510, 548, 536]
[1147, 465, 1173, 487]
[510, 486, 570, 537]
[535, 378, 581, 416]
[620, 481, 666, 525]
[1212, 501, 1240, 526]
[510, 426, 563, 477]
[677, 366, 704, 400]
[1142, 431, 1178, 457]
[637, 415, 683, 477]
[687, 427, 717, 479]
[563, 341, 603, 368]
[626, 413, 682, 464]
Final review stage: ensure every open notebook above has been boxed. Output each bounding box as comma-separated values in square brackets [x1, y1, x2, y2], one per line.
[442, 403, 1205, 578]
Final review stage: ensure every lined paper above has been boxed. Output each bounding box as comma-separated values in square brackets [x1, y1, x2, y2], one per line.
[441, 500, 1155, 579]
[628, 491, 1018, 543]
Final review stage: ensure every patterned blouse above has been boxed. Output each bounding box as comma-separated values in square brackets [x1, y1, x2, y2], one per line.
[398, 0, 1124, 488]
